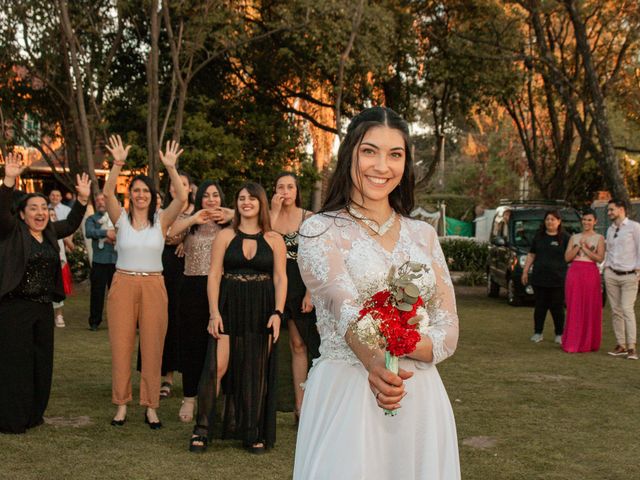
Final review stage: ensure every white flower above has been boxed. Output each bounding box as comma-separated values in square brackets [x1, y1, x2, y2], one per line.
[354, 313, 382, 348]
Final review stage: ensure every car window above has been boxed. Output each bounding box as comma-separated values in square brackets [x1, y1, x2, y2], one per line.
[512, 219, 540, 247]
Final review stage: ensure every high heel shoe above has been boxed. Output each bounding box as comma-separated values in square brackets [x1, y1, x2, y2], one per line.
[111, 406, 127, 426]
[144, 410, 162, 430]
[110, 416, 126, 427]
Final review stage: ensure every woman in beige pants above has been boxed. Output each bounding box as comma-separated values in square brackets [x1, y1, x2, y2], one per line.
[103, 135, 187, 428]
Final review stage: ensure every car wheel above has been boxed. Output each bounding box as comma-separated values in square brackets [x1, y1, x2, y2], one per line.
[487, 272, 500, 297]
[507, 278, 522, 306]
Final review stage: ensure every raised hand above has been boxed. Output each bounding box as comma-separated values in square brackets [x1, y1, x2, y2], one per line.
[75, 173, 92, 203]
[207, 207, 233, 224]
[159, 140, 183, 169]
[271, 193, 284, 213]
[3, 152, 27, 180]
[193, 209, 216, 225]
[105, 135, 131, 167]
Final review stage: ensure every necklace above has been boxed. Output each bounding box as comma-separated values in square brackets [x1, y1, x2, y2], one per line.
[347, 205, 396, 236]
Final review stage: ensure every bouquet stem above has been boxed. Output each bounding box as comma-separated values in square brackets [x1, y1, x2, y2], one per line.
[384, 351, 399, 416]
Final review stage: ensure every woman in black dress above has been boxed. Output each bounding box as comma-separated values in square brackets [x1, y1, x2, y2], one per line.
[522, 210, 571, 344]
[190, 182, 286, 453]
[0, 153, 90, 434]
[158, 171, 194, 398]
[270, 173, 320, 422]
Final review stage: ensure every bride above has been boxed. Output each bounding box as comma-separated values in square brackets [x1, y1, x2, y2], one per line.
[294, 107, 460, 479]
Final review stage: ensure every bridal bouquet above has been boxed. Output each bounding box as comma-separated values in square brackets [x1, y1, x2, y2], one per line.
[355, 261, 430, 416]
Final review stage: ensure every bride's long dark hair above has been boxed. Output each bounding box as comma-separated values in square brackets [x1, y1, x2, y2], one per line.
[320, 106, 415, 217]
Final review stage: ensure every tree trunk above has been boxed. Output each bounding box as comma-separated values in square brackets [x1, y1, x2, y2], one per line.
[334, 0, 366, 141]
[563, 0, 630, 204]
[58, 0, 97, 186]
[147, 0, 161, 189]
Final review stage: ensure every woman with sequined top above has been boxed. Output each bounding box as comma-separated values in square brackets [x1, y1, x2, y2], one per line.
[0, 153, 90, 434]
[270, 173, 319, 423]
[164, 180, 233, 423]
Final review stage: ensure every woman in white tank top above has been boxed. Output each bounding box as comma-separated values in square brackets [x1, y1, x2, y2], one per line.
[102, 135, 188, 429]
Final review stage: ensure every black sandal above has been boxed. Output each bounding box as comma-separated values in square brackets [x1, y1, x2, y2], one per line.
[159, 381, 172, 399]
[189, 434, 208, 453]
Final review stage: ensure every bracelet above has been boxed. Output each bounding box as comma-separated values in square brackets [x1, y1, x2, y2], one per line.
[272, 310, 284, 321]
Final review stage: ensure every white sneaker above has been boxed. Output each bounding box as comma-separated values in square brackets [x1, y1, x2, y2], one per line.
[555, 335, 562, 345]
[55, 315, 66, 328]
[530, 333, 543, 343]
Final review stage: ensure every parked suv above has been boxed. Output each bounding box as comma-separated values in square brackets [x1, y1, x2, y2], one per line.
[486, 201, 581, 306]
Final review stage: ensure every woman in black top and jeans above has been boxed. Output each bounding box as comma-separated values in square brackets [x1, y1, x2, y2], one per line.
[0, 154, 90, 434]
[522, 210, 571, 344]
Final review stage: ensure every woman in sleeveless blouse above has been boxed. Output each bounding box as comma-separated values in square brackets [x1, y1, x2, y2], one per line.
[103, 136, 188, 428]
[294, 107, 460, 479]
[189, 182, 286, 453]
[270, 172, 319, 422]
[135, 171, 194, 398]
[164, 180, 233, 422]
[562, 208, 605, 352]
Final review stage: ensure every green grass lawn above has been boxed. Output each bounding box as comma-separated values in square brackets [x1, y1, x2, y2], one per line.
[1, 284, 639, 479]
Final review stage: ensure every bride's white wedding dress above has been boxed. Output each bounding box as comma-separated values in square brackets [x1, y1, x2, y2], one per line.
[293, 212, 460, 480]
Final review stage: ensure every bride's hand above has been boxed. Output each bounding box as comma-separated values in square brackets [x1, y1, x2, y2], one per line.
[367, 356, 413, 411]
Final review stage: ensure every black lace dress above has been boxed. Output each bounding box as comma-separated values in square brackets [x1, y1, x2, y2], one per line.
[194, 231, 278, 448]
[282, 229, 320, 360]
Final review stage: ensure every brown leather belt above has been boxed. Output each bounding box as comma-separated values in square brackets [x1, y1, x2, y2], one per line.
[116, 269, 162, 277]
[609, 268, 636, 276]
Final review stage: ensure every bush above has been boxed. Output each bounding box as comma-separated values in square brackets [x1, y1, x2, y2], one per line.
[67, 230, 90, 282]
[440, 237, 489, 272]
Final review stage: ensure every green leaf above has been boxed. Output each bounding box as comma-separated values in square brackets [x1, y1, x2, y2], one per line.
[404, 283, 420, 298]
[397, 302, 413, 312]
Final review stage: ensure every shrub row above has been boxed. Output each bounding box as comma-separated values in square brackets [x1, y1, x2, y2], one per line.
[440, 237, 489, 273]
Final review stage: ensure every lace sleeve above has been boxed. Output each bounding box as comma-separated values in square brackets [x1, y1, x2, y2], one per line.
[425, 226, 459, 364]
[298, 215, 360, 337]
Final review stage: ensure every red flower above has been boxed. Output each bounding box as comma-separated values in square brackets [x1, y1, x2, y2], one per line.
[357, 290, 425, 357]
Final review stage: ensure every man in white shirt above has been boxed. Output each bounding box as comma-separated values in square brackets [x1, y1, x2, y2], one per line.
[49, 189, 71, 220]
[49, 188, 74, 251]
[604, 199, 640, 360]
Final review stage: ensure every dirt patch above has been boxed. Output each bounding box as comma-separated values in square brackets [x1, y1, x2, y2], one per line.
[463, 436, 497, 449]
[44, 416, 93, 428]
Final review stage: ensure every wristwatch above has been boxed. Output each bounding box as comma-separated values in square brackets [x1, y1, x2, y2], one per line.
[272, 310, 284, 321]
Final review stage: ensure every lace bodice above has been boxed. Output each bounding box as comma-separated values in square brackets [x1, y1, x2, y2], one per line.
[298, 211, 459, 366]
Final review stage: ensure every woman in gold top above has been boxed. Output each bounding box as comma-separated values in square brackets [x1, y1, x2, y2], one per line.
[167, 180, 232, 422]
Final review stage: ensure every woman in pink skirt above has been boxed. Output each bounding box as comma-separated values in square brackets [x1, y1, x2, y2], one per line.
[562, 209, 605, 352]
